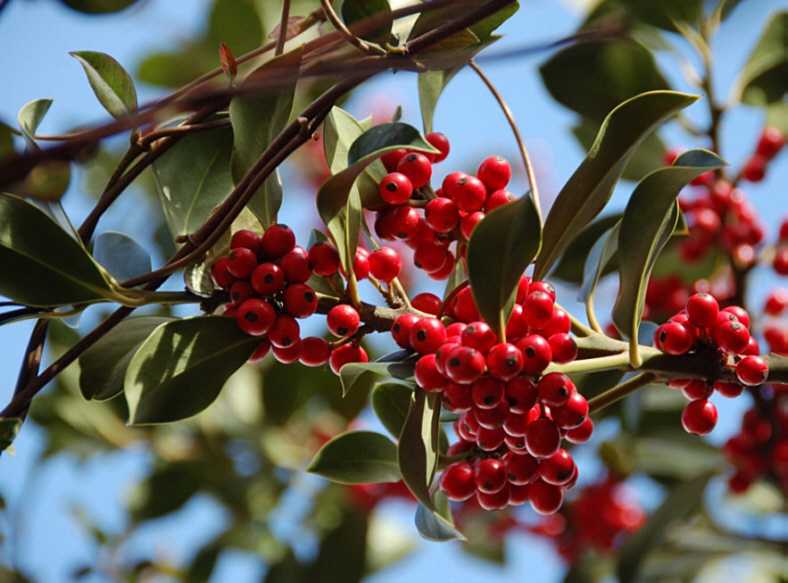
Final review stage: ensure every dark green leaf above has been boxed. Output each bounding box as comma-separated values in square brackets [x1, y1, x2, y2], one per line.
[93, 231, 152, 283]
[306, 507, 368, 583]
[0, 192, 113, 307]
[415, 490, 465, 542]
[578, 220, 619, 305]
[339, 350, 416, 396]
[551, 213, 622, 285]
[129, 461, 204, 521]
[79, 316, 172, 401]
[371, 382, 414, 438]
[207, 0, 263, 58]
[534, 91, 699, 281]
[540, 38, 670, 122]
[0, 418, 22, 453]
[737, 11, 788, 107]
[618, 474, 713, 583]
[58, 0, 138, 14]
[341, 0, 393, 45]
[185, 543, 220, 583]
[398, 389, 441, 510]
[151, 125, 234, 240]
[18, 98, 52, 144]
[612, 150, 724, 352]
[306, 430, 401, 484]
[612, 0, 704, 30]
[407, 2, 518, 43]
[125, 316, 259, 424]
[230, 46, 303, 228]
[467, 194, 542, 333]
[0, 122, 15, 161]
[70, 51, 138, 119]
[323, 107, 372, 174]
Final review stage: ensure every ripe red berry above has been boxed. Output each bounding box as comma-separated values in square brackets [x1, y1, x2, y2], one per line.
[210, 256, 235, 289]
[229, 280, 255, 305]
[414, 240, 450, 273]
[230, 229, 262, 255]
[565, 417, 593, 443]
[685, 292, 719, 328]
[736, 355, 768, 386]
[425, 132, 450, 163]
[439, 462, 476, 501]
[397, 152, 432, 189]
[268, 313, 300, 348]
[504, 452, 540, 485]
[551, 391, 589, 429]
[387, 205, 421, 240]
[226, 247, 258, 279]
[279, 247, 313, 283]
[713, 380, 745, 398]
[415, 354, 447, 392]
[453, 174, 487, 212]
[410, 317, 447, 355]
[657, 322, 695, 355]
[681, 399, 718, 435]
[272, 339, 303, 364]
[329, 342, 368, 375]
[236, 299, 276, 337]
[529, 479, 563, 515]
[764, 288, 788, 315]
[681, 379, 714, 401]
[537, 372, 575, 407]
[774, 246, 788, 276]
[248, 337, 271, 363]
[756, 125, 784, 159]
[742, 154, 767, 182]
[308, 241, 340, 277]
[713, 320, 751, 354]
[471, 375, 505, 409]
[539, 449, 575, 486]
[477, 155, 512, 191]
[261, 224, 296, 259]
[282, 283, 318, 318]
[381, 148, 408, 173]
[721, 306, 750, 329]
[424, 197, 460, 233]
[327, 304, 360, 338]
[548, 333, 578, 364]
[516, 334, 553, 375]
[368, 246, 402, 282]
[525, 416, 561, 458]
[452, 287, 481, 323]
[445, 346, 486, 384]
[391, 313, 419, 350]
[442, 380, 473, 412]
[476, 482, 511, 511]
[475, 421, 508, 448]
[299, 336, 331, 367]
[379, 172, 414, 205]
[251, 262, 285, 296]
[460, 211, 485, 240]
[486, 343, 524, 381]
[411, 292, 442, 316]
[484, 189, 514, 213]
[522, 291, 555, 330]
[505, 375, 538, 413]
[461, 321, 497, 355]
[474, 458, 507, 493]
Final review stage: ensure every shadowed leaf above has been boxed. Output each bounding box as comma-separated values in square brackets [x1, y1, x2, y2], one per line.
[307, 430, 401, 484]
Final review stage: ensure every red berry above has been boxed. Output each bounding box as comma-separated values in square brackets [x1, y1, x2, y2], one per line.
[484, 189, 514, 212]
[476, 482, 511, 510]
[381, 148, 408, 173]
[272, 339, 303, 364]
[565, 417, 593, 443]
[268, 313, 300, 348]
[251, 262, 285, 296]
[453, 174, 487, 212]
[756, 126, 784, 159]
[548, 333, 577, 364]
[539, 449, 575, 485]
[424, 197, 460, 233]
[471, 375, 505, 409]
[230, 229, 262, 255]
[474, 458, 507, 493]
[742, 154, 767, 182]
[425, 132, 450, 163]
[439, 462, 476, 501]
[721, 306, 750, 329]
[414, 240, 450, 273]
[537, 372, 575, 407]
[327, 304, 360, 338]
[210, 256, 235, 289]
[387, 205, 421, 240]
[379, 172, 413, 205]
[442, 380, 473, 412]
[486, 343, 524, 381]
[282, 283, 318, 318]
[410, 317, 447, 355]
[299, 336, 331, 367]
[477, 155, 511, 191]
[329, 342, 368, 375]
[229, 280, 255, 305]
[685, 292, 719, 328]
[262, 224, 296, 259]
[425, 251, 455, 280]
[736, 355, 768, 386]
[391, 313, 419, 349]
[522, 291, 555, 330]
[516, 334, 553, 375]
[279, 247, 313, 283]
[657, 322, 695, 355]
[529, 479, 563, 515]
[764, 289, 788, 315]
[308, 241, 340, 277]
[226, 247, 258, 279]
[248, 337, 271, 363]
[713, 320, 751, 354]
[774, 246, 788, 276]
[397, 152, 432, 188]
[475, 420, 508, 447]
[368, 246, 402, 282]
[445, 346, 486, 383]
[460, 211, 486, 240]
[681, 379, 714, 401]
[525, 416, 561, 458]
[505, 375, 538, 413]
[461, 321, 497, 355]
[452, 287, 481, 323]
[504, 452, 540, 485]
[551, 391, 589, 429]
[681, 399, 718, 435]
[236, 299, 276, 336]
[411, 292, 442, 315]
[713, 380, 745, 398]
[415, 354, 447, 392]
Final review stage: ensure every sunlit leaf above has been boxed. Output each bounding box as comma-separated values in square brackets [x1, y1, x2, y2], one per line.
[398, 389, 441, 510]
[70, 51, 138, 119]
[736, 11, 788, 107]
[125, 316, 258, 424]
[339, 350, 416, 396]
[467, 194, 542, 333]
[18, 98, 52, 144]
[371, 382, 414, 438]
[306, 430, 401, 484]
[79, 316, 172, 401]
[93, 231, 152, 284]
[415, 490, 465, 542]
[534, 91, 699, 280]
[0, 192, 113, 307]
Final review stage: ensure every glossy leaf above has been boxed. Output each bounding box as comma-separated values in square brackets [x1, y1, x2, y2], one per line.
[93, 231, 152, 283]
[18, 98, 52, 143]
[467, 193, 542, 333]
[79, 316, 172, 401]
[540, 38, 670, 122]
[415, 490, 465, 542]
[534, 91, 699, 281]
[578, 220, 619, 304]
[612, 149, 724, 354]
[151, 125, 234, 240]
[70, 51, 138, 119]
[341, 0, 393, 45]
[617, 474, 713, 583]
[317, 122, 437, 275]
[0, 418, 22, 453]
[737, 11, 787, 107]
[339, 350, 416, 396]
[0, 192, 113, 307]
[323, 107, 372, 174]
[551, 213, 621, 285]
[230, 46, 303, 228]
[407, 1, 518, 43]
[125, 316, 259, 424]
[371, 382, 414, 438]
[306, 430, 401, 484]
[398, 389, 441, 510]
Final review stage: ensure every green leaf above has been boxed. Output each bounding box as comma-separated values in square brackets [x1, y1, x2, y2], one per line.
[70, 51, 138, 119]
[578, 220, 620, 305]
[341, 0, 393, 45]
[0, 122, 15, 161]
[18, 99, 52, 143]
[151, 124, 234, 241]
[19, 160, 71, 202]
[371, 382, 414, 438]
[415, 490, 465, 542]
[79, 316, 172, 401]
[610, 0, 705, 31]
[58, 0, 138, 14]
[617, 474, 713, 583]
[306, 430, 401, 484]
[339, 350, 416, 396]
[736, 11, 788, 107]
[129, 461, 204, 521]
[230, 46, 303, 228]
[551, 213, 622, 285]
[398, 389, 441, 510]
[316, 122, 437, 275]
[0, 192, 113, 307]
[539, 38, 670, 122]
[467, 194, 542, 333]
[407, 2, 518, 44]
[124, 316, 259, 424]
[323, 107, 372, 174]
[612, 149, 724, 355]
[0, 418, 22, 453]
[93, 231, 152, 283]
[534, 90, 699, 281]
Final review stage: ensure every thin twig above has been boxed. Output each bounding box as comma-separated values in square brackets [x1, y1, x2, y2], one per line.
[587, 372, 658, 413]
[320, 0, 381, 56]
[470, 60, 542, 223]
[137, 117, 231, 149]
[275, 0, 291, 56]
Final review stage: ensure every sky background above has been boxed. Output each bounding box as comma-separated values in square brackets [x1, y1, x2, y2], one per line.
[0, 0, 786, 581]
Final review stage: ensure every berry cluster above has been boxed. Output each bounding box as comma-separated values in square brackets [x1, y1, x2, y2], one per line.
[373, 133, 516, 279]
[653, 292, 769, 435]
[392, 277, 591, 514]
[724, 385, 788, 496]
[740, 125, 785, 184]
[773, 217, 788, 277]
[763, 287, 788, 355]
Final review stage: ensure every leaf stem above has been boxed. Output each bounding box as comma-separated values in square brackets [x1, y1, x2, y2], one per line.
[320, 0, 382, 56]
[587, 372, 658, 413]
[275, 0, 291, 57]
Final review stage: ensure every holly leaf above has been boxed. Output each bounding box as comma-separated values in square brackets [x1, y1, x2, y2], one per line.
[371, 382, 414, 438]
[339, 350, 416, 396]
[70, 51, 138, 119]
[398, 389, 441, 510]
[415, 490, 465, 542]
[18, 98, 52, 144]
[92, 231, 152, 283]
[306, 430, 401, 484]
[341, 0, 393, 46]
[736, 11, 788, 107]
